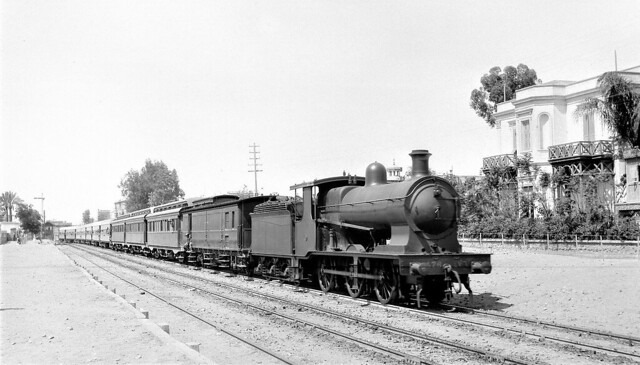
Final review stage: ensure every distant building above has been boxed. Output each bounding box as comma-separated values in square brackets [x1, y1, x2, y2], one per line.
[44, 220, 72, 241]
[114, 200, 127, 218]
[0, 221, 21, 243]
[482, 65, 640, 215]
[387, 160, 404, 182]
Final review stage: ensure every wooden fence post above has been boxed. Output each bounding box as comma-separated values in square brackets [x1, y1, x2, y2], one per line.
[546, 233, 549, 250]
[575, 235, 578, 249]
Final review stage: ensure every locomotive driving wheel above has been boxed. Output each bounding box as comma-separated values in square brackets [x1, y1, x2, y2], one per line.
[345, 275, 364, 298]
[345, 260, 365, 298]
[374, 262, 398, 304]
[317, 259, 335, 293]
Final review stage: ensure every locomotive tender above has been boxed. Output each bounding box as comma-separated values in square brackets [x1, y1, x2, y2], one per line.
[60, 150, 491, 305]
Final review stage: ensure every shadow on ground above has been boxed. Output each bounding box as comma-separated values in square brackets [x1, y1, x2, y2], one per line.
[448, 292, 513, 311]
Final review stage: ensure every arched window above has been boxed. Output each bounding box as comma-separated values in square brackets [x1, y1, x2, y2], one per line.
[539, 114, 550, 149]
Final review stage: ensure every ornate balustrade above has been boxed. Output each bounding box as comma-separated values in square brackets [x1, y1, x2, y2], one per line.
[548, 140, 613, 162]
[482, 153, 517, 172]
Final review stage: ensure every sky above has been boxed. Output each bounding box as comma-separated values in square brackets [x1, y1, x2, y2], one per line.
[2, 0, 639, 224]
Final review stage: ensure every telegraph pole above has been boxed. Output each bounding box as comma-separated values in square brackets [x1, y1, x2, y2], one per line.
[34, 194, 45, 239]
[248, 143, 262, 197]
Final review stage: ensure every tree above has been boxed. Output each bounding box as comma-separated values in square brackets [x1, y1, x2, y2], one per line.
[82, 209, 94, 224]
[575, 72, 640, 148]
[119, 159, 185, 212]
[16, 203, 41, 236]
[470, 64, 541, 127]
[0, 191, 21, 222]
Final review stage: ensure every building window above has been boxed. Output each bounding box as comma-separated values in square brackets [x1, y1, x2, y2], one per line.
[583, 113, 595, 141]
[521, 120, 531, 151]
[539, 114, 550, 149]
[509, 121, 516, 153]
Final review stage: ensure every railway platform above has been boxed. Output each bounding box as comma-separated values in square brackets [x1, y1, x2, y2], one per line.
[0, 240, 213, 364]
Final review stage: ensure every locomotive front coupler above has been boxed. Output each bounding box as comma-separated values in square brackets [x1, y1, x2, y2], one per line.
[443, 264, 462, 300]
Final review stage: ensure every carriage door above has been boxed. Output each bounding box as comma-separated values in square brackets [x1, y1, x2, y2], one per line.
[223, 211, 230, 247]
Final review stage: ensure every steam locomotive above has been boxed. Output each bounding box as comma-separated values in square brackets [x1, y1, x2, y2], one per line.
[60, 150, 491, 306]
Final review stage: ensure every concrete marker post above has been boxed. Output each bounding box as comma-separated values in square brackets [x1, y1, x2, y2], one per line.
[186, 342, 200, 353]
[140, 309, 149, 319]
[159, 323, 170, 334]
[129, 301, 136, 308]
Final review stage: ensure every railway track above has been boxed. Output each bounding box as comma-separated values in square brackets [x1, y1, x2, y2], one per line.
[63, 244, 450, 365]
[64, 243, 638, 364]
[61, 246, 295, 365]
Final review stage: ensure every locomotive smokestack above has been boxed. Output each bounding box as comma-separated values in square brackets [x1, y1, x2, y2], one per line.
[409, 149, 431, 178]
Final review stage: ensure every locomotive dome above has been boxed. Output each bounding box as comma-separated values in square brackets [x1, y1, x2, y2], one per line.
[364, 161, 388, 186]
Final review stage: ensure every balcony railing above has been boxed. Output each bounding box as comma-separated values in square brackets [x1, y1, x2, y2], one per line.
[548, 140, 613, 163]
[482, 153, 517, 172]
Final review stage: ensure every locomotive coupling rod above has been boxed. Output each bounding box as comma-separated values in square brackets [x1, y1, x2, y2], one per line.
[322, 268, 381, 280]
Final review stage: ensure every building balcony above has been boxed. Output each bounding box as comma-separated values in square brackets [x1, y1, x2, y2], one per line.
[482, 153, 517, 173]
[548, 140, 613, 163]
[548, 140, 614, 175]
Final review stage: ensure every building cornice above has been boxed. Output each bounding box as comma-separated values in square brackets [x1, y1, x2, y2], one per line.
[516, 108, 533, 118]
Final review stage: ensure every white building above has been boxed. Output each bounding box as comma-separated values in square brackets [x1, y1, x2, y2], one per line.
[482, 65, 640, 214]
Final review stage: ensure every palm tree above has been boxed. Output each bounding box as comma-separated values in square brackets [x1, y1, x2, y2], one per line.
[0, 191, 21, 222]
[575, 72, 640, 148]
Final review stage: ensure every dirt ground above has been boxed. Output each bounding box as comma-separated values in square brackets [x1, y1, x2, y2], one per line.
[457, 243, 640, 337]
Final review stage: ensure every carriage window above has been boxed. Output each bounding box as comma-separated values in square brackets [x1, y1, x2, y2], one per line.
[224, 212, 229, 228]
[231, 212, 235, 228]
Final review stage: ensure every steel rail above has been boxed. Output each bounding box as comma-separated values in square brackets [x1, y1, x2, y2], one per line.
[70, 244, 532, 365]
[445, 304, 640, 344]
[61, 247, 294, 365]
[65, 245, 439, 365]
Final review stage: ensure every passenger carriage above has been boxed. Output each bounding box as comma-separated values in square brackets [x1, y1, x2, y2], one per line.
[145, 199, 191, 259]
[110, 208, 150, 253]
[180, 195, 271, 269]
[89, 219, 112, 247]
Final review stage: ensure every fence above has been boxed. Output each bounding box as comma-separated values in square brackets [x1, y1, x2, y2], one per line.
[459, 233, 640, 251]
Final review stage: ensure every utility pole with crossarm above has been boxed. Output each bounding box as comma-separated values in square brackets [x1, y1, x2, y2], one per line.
[248, 143, 262, 197]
